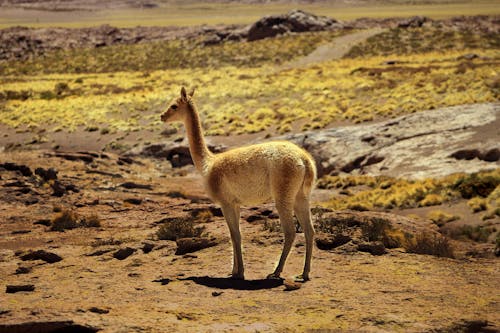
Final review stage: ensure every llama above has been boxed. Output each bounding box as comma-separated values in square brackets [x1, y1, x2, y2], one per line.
[161, 87, 316, 281]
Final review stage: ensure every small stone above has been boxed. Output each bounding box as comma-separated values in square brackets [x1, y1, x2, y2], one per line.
[113, 247, 135, 260]
[175, 237, 218, 255]
[315, 234, 352, 250]
[88, 307, 109, 314]
[34, 219, 51, 226]
[142, 242, 155, 254]
[15, 266, 32, 275]
[6, 284, 35, 293]
[357, 242, 387, 256]
[283, 279, 302, 291]
[19, 250, 62, 263]
[212, 291, 223, 297]
[246, 214, 263, 222]
[124, 198, 142, 205]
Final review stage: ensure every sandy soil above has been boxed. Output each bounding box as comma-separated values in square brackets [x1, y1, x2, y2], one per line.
[0, 151, 499, 332]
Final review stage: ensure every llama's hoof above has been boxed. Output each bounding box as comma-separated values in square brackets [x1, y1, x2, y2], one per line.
[266, 273, 282, 280]
[294, 274, 309, 283]
[229, 273, 245, 280]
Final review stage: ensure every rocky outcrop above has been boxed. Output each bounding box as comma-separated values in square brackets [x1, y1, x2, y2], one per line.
[314, 209, 441, 256]
[279, 103, 499, 179]
[126, 142, 226, 168]
[247, 10, 341, 41]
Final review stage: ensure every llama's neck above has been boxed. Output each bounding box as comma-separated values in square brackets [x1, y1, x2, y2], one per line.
[184, 101, 213, 173]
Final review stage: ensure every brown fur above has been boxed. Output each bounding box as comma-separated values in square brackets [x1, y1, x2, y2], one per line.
[161, 87, 316, 281]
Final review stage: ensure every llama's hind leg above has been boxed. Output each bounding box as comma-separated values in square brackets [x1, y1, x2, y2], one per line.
[220, 203, 244, 280]
[267, 201, 296, 280]
[294, 194, 315, 282]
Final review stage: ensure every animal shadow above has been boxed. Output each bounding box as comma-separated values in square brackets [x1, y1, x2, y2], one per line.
[181, 276, 284, 290]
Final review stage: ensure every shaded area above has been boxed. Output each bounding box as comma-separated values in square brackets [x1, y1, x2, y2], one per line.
[0, 321, 100, 333]
[181, 276, 284, 290]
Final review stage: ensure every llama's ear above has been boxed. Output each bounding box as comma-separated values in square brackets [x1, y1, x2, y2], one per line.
[188, 87, 195, 97]
[180, 87, 187, 100]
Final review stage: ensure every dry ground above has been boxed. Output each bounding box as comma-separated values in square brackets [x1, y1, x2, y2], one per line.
[0, 151, 499, 332]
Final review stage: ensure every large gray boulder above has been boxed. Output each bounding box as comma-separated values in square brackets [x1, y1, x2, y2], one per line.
[279, 103, 499, 179]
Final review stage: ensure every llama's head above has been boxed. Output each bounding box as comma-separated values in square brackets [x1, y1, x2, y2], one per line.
[161, 87, 195, 123]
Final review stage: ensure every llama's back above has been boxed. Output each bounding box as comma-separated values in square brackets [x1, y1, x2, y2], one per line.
[205, 141, 316, 205]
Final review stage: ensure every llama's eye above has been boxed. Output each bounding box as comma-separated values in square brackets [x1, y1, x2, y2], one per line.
[171, 105, 178, 110]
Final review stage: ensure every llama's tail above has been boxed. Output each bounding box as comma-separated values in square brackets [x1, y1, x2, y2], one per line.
[302, 153, 317, 195]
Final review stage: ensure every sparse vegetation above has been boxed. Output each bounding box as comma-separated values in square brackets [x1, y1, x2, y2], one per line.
[156, 217, 205, 241]
[406, 233, 455, 258]
[50, 209, 79, 231]
[345, 27, 499, 58]
[467, 197, 488, 213]
[0, 37, 497, 135]
[50, 209, 101, 231]
[448, 225, 495, 243]
[321, 169, 500, 211]
[261, 218, 281, 233]
[427, 210, 460, 227]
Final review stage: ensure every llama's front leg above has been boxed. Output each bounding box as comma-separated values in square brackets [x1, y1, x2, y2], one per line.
[220, 203, 244, 280]
[267, 202, 295, 280]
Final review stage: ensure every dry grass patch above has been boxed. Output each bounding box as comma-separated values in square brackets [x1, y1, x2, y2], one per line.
[427, 210, 460, 227]
[156, 217, 206, 241]
[50, 209, 101, 231]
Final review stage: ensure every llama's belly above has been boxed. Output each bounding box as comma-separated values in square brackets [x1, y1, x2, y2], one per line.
[208, 174, 272, 206]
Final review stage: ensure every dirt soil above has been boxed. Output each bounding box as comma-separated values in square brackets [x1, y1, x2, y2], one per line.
[0, 151, 499, 333]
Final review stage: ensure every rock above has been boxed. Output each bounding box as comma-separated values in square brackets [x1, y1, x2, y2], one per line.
[212, 291, 224, 297]
[15, 266, 32, 274]
[11, 230, 31, 235]
[120, 182, 153, 190]
[0, 162, 32, 177]
[34, 219, 51, 226]
[175, 237, 218, 255]
[51, 180, 66, 197]
[247, 215, 264, 223]
[142, 242, 155, 254]
[202, 34, 222, 46]
[86, 248, 115, 256]
[48, 151, 95, 163]
[126, 142, 226, 168]
[397, 16, 429, 28]
[19, 250, 62, 263]
[124, 198, 143, 205]
[88, 307, 109, 314]
[6, 284, 35, 293]
[315, 234, 352, 250]
[34, 167, 58, 182]
[357, 242, 387, 256]
[278, 103, 499, 179]
[247, 10, 338, 41]
[450, 149, 482, 160]
[283, 279, 302, 291]
[113, 247, 135, 260]
[482, 148, 500, 162]
[450, 147, 500, 162]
